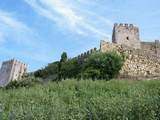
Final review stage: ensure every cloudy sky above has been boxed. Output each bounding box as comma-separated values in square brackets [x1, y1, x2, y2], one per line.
[0, 0, 160, 71]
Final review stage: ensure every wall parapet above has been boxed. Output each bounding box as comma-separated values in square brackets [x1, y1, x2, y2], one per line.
[114, 23, 138, 30]
[76, 48, 98, 63]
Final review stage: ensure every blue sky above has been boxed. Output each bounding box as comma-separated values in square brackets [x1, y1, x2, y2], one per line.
[0, 0, 160, 71]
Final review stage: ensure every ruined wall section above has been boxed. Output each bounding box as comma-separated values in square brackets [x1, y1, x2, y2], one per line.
[112, 23, 141, 49]
[141, 40, 160, 56]
[121, 51, 160, 78]
[100, 40, 160, 78]
[100, 40, 125, 53]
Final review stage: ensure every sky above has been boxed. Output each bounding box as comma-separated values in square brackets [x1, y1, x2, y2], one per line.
[0, 0, 160, 71]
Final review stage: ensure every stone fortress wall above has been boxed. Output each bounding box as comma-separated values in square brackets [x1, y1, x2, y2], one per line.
[76, 48, 97, 63]
[141, 40, 160, 56]
[0, 59, 27, 86]
[77, 23, 160, 79]
[100, 40, 160, 78]
[101, 23, 160, 78]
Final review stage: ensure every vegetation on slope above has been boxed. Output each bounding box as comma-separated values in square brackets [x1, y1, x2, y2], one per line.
[0, 80, 160, 119]
[1, 51, 158, 120]
[34, 51, 124, 81]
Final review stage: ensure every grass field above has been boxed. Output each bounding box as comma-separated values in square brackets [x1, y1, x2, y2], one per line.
[0, 79, 160, 120]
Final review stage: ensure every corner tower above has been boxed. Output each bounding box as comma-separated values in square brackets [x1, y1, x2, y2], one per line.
[0, 59, 27, 86]
[112, 23, 141, 49]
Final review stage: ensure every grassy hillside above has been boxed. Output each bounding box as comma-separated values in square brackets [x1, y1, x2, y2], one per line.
[0, 80, 160, 120]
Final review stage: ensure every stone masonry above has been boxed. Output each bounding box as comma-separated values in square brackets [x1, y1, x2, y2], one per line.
[100, 40, 160, 78]
[76, 48, 97, 64]
[112, 23, 141, 49]
[78, 23, 160, 79]
[0, 59, 27, 86]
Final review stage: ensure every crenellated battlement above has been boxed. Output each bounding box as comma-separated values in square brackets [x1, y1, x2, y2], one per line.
[76, 48, 98, 63]
[2, 59, 27, 68]
[112, 23, 140, 49]
[114, 23, 137, 29]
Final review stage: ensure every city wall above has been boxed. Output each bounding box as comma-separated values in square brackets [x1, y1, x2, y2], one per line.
[100, 40, 160, 79]
[76, 48, 97, 63]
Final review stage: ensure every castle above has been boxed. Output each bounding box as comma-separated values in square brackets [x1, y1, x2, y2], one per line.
[0, 59, 27, 86]
[78, 23, 160, 79]
[100, 23, 160, 54]
[0, 23, 160, 84]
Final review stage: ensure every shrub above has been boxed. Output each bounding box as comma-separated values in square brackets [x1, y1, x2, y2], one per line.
[5, 77, 42, 89]
[61, 58, 82, 79]
[82, 51, 124, 80]
[81, 67, 101, 80]
[34, 61, 59, 80]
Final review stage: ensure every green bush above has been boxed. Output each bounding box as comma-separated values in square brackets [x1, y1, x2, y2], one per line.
[61, 58, 82, 79]
[81, 67, 101, 80]
[34, 61, 59, 80]
[82, 51, 124, 80]
[5, 77, 42, 89]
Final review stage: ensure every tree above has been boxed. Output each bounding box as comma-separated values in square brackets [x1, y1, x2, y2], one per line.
[34, 61, 59, 80]
[60, 52, 68, 62]
[82, 67, 101, 80]
[61, 58, 82, 79]
[58, 52, 68, 80]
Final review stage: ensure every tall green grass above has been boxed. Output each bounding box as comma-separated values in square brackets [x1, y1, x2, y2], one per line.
[0, 79, 160, 120]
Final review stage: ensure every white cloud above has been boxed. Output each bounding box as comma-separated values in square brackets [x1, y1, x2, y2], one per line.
[0, 10, 52, 64]
[0, 10, 34, 45]
[0, 11, 27, 30]
[24, 0, 113, 39]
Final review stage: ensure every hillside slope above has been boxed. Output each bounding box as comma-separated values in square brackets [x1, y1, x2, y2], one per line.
[0, 80, 160, 119]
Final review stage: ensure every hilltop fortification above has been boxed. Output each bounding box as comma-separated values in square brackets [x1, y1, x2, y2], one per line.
[78, 23, 160, 79]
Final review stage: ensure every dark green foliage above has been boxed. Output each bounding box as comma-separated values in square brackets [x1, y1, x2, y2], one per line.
[61, 58, 81, 79]
[34, 52, 80, 80]
[5, 77, 42, 89]
[82, 52, 124, 80]
[60, 52, 68, 62]
[81, 67, 101, 80]
[34, 61, 59, 80]
[34, 69, 44, 78]
[34, 51, 124, 81]
[0, 80, 160, 119]
[58, 52, 68, 80]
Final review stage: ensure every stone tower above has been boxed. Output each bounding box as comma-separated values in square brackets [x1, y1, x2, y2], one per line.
[112, 23, 141, 49]
[0, 59, 27, 86]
